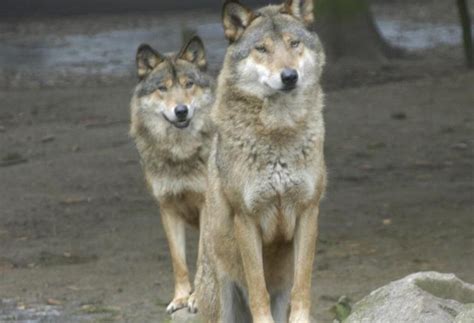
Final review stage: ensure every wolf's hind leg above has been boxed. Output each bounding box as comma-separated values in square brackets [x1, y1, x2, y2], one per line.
[219, 279, 252, 323]
[271, 289, 290, 323]
[160, 205, 192, 314]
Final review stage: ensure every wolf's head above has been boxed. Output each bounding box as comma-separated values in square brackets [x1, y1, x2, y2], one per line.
[133, 36, 212, 129]
[221, 0, 324, 98]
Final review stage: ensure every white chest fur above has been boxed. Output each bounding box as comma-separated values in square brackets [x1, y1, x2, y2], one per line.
[242, 160, 316, 214]
[246, 162, 317, 243]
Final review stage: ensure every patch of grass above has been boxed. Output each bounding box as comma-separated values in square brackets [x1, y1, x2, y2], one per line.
[0, 152, 28, 167]
[330, 296, 352, 322]
[93, 317, 118, 323]
[79, 305, 120, 315]
[155, 298, 168, 307]
[2, 152, 23, 161]
[367, 142, 386, 150]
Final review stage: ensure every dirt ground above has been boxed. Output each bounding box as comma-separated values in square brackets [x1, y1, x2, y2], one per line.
[0, 2, 473, 323]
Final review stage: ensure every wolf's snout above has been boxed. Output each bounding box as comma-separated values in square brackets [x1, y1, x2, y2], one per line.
[281, 68, 298, 89]
[174, 104, 189, 120]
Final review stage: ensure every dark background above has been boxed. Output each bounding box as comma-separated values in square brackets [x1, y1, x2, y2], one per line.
[1, 0, 266, 17]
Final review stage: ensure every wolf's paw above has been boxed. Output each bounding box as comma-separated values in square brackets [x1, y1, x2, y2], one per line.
[289, 311, 311, 323]
[166, 296, 189, 314]
[187, 292, 198, 313]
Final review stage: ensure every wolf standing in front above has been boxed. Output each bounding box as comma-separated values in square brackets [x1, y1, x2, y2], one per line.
[130, 36, 214, 314]
[196, 0, 326, 322]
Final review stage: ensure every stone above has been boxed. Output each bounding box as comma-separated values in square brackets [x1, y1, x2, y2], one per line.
[454, 304, 474, 323]
[345, 272, 474, 323]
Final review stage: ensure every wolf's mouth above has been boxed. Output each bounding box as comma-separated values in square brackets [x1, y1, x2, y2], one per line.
[280, 84, 297, 92]
[173, 119, 191, 129]
[162, 113, 191, 129]
[263, 82, 297, 93]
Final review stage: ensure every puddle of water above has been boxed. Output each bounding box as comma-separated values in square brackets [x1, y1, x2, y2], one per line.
[375, 20, 467, 50]
[0, 23, 226, 80]
[0, 19, 470, 87]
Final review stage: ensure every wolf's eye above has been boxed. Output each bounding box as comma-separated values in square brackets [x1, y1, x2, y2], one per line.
[158, 85, 167, 92]
[290, 40, 300, 48]
[185, 80, 194, 89]
[255, 45, 268, 53]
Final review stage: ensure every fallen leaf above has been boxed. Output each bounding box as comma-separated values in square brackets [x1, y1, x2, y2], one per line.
[47, 298, 62, 305]
[383, 218, 392, 225]
[59, 197, 91, 205]
[0, 260, 14, 272]
[66, 285, 80, 291]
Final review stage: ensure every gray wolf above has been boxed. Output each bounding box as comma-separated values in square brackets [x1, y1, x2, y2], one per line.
[196, 0, 326, 322]
[129, 36, 214, 314]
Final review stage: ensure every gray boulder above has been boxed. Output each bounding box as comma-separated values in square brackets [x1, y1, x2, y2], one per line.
[454, 304, 474, 323]
[345, 272, 474, 323]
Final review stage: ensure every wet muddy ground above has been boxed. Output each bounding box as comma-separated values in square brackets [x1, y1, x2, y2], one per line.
[0, 1, 473, 322]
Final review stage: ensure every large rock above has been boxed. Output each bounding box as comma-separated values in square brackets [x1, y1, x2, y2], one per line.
[454, 304, 474, 323]
[345, 272, 474, 323]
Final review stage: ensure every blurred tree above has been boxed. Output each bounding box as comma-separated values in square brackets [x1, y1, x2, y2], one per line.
[313, 0, 400, 61]
[457, 0, 473, 68]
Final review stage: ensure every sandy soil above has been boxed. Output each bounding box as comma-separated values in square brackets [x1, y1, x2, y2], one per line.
[1, 70, 473, 321]
[0, 2, 473, 323]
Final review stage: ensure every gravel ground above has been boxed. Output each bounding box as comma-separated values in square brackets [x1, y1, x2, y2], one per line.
[0, 1, 473, 322]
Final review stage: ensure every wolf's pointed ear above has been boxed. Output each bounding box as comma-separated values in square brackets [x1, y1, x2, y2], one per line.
[222, 0, 254, 42]
[178, 36, 207, 70]
[136, 44, 164, 80]
[282, 0, 314, 26]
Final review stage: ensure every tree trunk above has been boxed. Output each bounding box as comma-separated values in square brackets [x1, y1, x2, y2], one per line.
[313, 0, 399, 61]
[457, 0, 473, 68]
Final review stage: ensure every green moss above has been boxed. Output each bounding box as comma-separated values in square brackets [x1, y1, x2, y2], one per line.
[79, 305, 120, 315]
[93, 317, 117, 323]
[155, 297, 169, 307]
[330, 296, 352, 322]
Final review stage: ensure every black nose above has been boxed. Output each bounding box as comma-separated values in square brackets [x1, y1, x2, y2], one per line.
[174, 104, 188, 120]
[281, 68, 298, 87]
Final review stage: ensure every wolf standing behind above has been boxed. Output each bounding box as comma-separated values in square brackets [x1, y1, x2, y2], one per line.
[196, 0, 326, 322]
[130, 36, 214, 314]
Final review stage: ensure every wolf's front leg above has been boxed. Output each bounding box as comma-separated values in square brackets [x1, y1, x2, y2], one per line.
[289, 204, 319, 323]
[234, 214, 274, 323]
[187, 208, 206, 313]
[160, 204, 192, 314]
